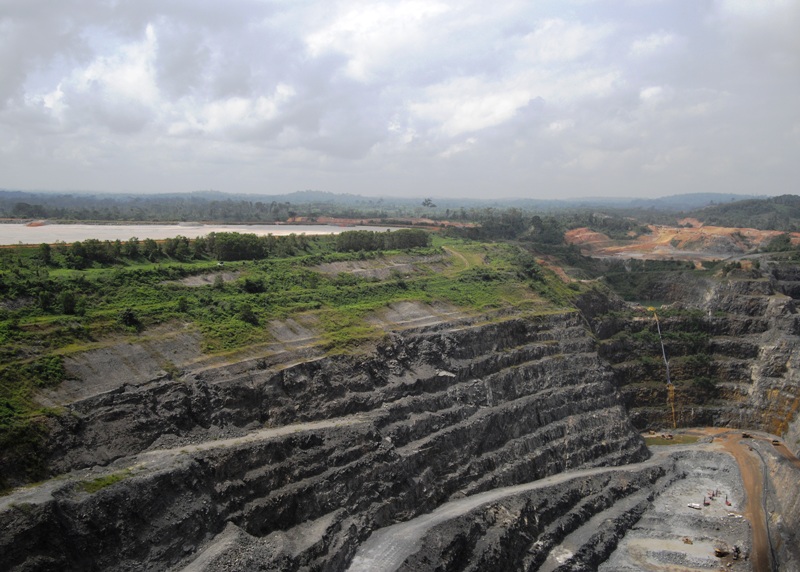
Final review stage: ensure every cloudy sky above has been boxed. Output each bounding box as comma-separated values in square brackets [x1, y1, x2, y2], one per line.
[1, 0, 798, 199]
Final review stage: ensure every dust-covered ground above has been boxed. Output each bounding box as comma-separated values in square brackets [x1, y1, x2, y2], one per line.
[601, 447, 751, 571]
[311, 254, 449, 280]
[173, 270, 242, 287]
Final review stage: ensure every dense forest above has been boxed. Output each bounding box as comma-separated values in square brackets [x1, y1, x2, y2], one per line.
[693, 194, 800, 231]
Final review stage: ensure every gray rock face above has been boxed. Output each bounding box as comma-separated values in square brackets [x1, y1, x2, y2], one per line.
[6, 259, 800, 571]
[595, 262, 800, 447]
[0, 312, 648, 571]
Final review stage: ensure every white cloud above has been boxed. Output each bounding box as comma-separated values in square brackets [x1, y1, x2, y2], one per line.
[409, 68, 619, 138]
[171, 84, 296, 138]
[642, 146, 691, 172]
[629, 32, 676, 57]
[305, 1, 450, 82]
[716, 0, 794, 18]
[713, 0, 800, 74]
[547, 119, 574, 133]
[439, 137, 477, 158]
[41, 84, 65, 113]
[79, 23, 159, 106]
[517, 18, 613, 64]
[639, 85, 665, 103]
[409, 76, 532, 137]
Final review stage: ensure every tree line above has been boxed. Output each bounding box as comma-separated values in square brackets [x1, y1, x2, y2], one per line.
[25, 229, 433, 269]
[335, 228, 430, 252]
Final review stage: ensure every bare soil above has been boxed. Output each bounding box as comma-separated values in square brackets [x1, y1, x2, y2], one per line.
[565, 225, 800, 262]
[173, 271, 242, 287]
[311, 254, 448, 280]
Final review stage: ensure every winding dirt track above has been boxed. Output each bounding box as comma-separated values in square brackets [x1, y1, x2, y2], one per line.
[346, 459, 662, 572]
[348, 429, 800, 572]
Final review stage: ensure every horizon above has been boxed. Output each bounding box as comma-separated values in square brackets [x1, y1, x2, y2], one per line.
[0, 187, 773, 204]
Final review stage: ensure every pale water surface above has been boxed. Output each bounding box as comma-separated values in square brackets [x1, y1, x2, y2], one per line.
[0, 223, 396, 245]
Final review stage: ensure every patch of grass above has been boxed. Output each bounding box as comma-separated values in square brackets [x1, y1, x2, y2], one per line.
[644, 434, 699, 446]
[78, 469, 132, 493]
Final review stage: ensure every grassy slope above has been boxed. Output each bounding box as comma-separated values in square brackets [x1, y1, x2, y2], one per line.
[0, 234, 585, 489]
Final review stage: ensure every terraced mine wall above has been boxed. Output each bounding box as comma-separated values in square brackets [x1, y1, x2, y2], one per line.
[376, 463, 670, 572]
[764, 447, 800, 569]
[5, 260, 800, 571]
[595, 261, 800, 454]
[0, 312, 648, 571]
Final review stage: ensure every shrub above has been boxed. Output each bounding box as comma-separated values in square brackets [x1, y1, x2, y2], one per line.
[239, 304, 258, 325]
[119, 308, 141, 329]
[176, 296, 190, 313]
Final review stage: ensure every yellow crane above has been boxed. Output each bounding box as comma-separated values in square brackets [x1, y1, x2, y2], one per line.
[648, 307, 676, 429]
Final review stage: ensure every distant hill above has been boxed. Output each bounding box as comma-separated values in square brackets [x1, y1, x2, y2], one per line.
[0, 188, 789, 228]
[690, 194, 800, 232]
[1, 189, 760, 210]
[628, 193, 762, 210]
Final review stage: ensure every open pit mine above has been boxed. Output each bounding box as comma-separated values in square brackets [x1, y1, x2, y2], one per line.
[2, 261, 800, 571]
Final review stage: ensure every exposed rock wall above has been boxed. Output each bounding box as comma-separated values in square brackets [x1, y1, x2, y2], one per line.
[0, 312, 648, 571]
[595, 263, 800, 444]
[760, 442, 800, 570]
[394, 465, 667, 572]
[7, 259, 800, 571]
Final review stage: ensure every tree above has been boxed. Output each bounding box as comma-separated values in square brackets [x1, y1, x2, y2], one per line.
[207, 232, 265, 261]
[58, 290, 77, 315]
[142, 238, 161, 261]
[241, 277, 265, 293]
[174, 238, 191, 261]
[336, 230, 381, 252]
[384, 228, 430, 249]
[67, 241, 88, 269]
[119, 308, 141, 330]
[38, 243, 52, 265]
[176, 296, 190, 313]
[124, 237, 140, 258]
[110, 239, 123, 260]
[192, 237, 208, 259]
[239, 303, 258, 325]
[764, 233, 793, 252]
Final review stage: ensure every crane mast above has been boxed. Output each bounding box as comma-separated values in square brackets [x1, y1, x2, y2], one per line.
[649, 307, 676, 429]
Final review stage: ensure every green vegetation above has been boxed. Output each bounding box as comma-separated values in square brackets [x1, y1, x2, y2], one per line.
[78, 469, 132, 493]
[762, 233, 794, 252]
[644, 434, 699, 446]
[696, 194, 800, 232]
[1, 230, 576, 487]
[602, 260, 698, 303]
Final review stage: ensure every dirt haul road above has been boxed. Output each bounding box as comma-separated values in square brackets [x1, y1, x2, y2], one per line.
[348, 429, 799, 572]
[346, 459, 664, 572]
